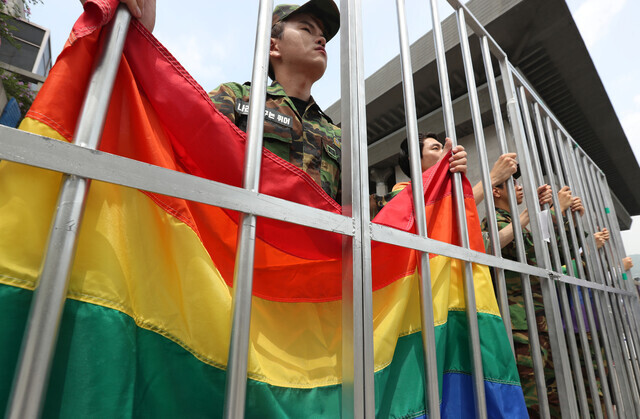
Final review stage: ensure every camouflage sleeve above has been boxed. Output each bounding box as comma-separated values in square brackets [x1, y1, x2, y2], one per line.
[480, 217, 491, 253]
[495, 210, 521, 261]
[208, 82, 245, 125]
[549, 208, 576, 256]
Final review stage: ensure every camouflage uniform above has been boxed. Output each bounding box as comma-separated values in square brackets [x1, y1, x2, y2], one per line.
[209, 81, 342, 201]
[481, 208, 560, 417]
[370, 189, 402, 218]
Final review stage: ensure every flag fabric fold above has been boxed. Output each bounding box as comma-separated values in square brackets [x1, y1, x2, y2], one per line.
[0, 1, 526, 417]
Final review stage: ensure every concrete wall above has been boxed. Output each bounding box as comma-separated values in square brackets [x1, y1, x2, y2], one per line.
[3, 0, 26, 19]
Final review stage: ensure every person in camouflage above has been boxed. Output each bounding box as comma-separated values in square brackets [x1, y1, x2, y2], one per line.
[370, 132, 470, 217]
[120, 0, 342, 201]
[369, 133, 514, 217]
[209, 0, 342, 201]
[480, 178, 561, 417]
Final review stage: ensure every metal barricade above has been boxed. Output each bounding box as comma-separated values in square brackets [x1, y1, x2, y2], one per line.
[0, 1, 639, 418]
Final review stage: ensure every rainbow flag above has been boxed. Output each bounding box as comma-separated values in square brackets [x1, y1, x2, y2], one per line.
[0, 1, 526, 417]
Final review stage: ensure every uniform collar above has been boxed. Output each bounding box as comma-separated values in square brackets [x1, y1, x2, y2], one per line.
[496, 207, 512, 219]
[267, 81, 333, 122]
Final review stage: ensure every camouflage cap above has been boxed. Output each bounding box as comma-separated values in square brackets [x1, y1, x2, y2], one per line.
[272, 0, 340, 42]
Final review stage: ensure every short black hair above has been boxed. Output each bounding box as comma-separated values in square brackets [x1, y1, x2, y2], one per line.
[398, 132, 440, 178]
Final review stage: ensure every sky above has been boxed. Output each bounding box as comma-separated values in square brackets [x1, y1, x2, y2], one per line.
[27, 0, 640, 257]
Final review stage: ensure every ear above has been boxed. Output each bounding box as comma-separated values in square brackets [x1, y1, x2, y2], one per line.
[492, 187, 501, 199]
[270, 38, 281, 59]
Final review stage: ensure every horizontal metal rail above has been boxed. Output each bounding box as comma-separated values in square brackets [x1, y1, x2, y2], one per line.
[0, 125, 634, 301]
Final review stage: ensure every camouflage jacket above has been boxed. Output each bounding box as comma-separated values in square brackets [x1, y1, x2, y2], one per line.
[481, 208, 537, 265]
[482, 208, 544, 331]
[370, 181, 408, 218]
[209, 81, 342, 201]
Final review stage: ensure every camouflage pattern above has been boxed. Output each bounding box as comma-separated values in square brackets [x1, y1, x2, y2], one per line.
[481, 208, 560, 417]
[370, 189, 402, 218]
[272, 0, 340, 42]
[209, 81, 341, 201]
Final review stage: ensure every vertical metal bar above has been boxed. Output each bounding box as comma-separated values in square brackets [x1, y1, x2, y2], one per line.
[589, 164, 640, 392]
[553, 130, 605, 419]
[581, 155, 638, 416]
[340, 0, 375, 417]
[6, 8, 132, 419]
[586, 163, 636, 414]
[479, 37, 550, 416]
[456, 9, 514, 353]
[596, 172, 640, 410]
[429, 2, 486, 416]
[564, 140, 614, 419]
[223, 1, 273, 417]
[498, 60, 578, 418]
[528, 98, 589, 418]
[575, 149, 630, 417]
[395, 0, 440, 416]
[528, 101, 588, 419]
[602, 174, 640, 368]
[538, 117, 590, 417]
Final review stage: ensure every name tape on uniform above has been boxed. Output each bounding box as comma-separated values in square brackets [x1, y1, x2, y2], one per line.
[235, 100, 293, 128]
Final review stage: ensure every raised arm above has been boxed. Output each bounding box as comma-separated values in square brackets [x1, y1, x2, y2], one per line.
[473, 153, 518, 203]
[495, 184, 550, 249]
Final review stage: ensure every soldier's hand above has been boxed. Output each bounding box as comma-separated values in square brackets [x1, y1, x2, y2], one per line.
[623, 256, 633, 271]
[557, 186, 572, 213]
[442, 138, 467, 175]
[537, 184, 553, 207]
[570, 196, 585, 216]
[594, 231, 606, 249]
[601, 227, 610, 242]
[120, 0, 156, 32]
[490, 153, 517, 187]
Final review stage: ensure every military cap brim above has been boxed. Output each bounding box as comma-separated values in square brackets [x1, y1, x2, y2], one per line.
[272, 0, 340, 42]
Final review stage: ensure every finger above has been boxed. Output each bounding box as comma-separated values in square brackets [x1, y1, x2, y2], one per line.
[121, 0, 142, 18]
[442, 137, 453, 155]
[450, 164, 467, 173]
[450, 149, 467, 162]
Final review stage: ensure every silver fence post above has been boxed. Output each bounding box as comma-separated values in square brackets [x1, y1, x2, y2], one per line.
[340, 0, 375, 417]
[563, 139, 615, 418]
[5, 8, 131, 419]
[582, 154, 639, 416]
[428, 1, 486, 416]
[455, 8, 514, 353]
[519, 98, 562, 272]
[523, 95, 592, 416]
[601, 174, 640, 401]
[594, 171, 640, 406]
[534, 114, 590, 417]
[499, 61, 578, 417]
[223, 1, 273, 417]
[552, 130, 607, 419]
[394, 0, 440, 416]
[478, 37, 551, 413]
[586, 162, 640, 412]
[601, 173, 640, 354]
[542, 122, 601, 417]
[574, 149, 633, 417]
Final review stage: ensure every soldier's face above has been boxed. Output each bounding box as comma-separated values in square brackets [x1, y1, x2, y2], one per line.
[271, 13, 328, 82]
[420, 137, 444, 172]
[515, 183, 524, 205]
